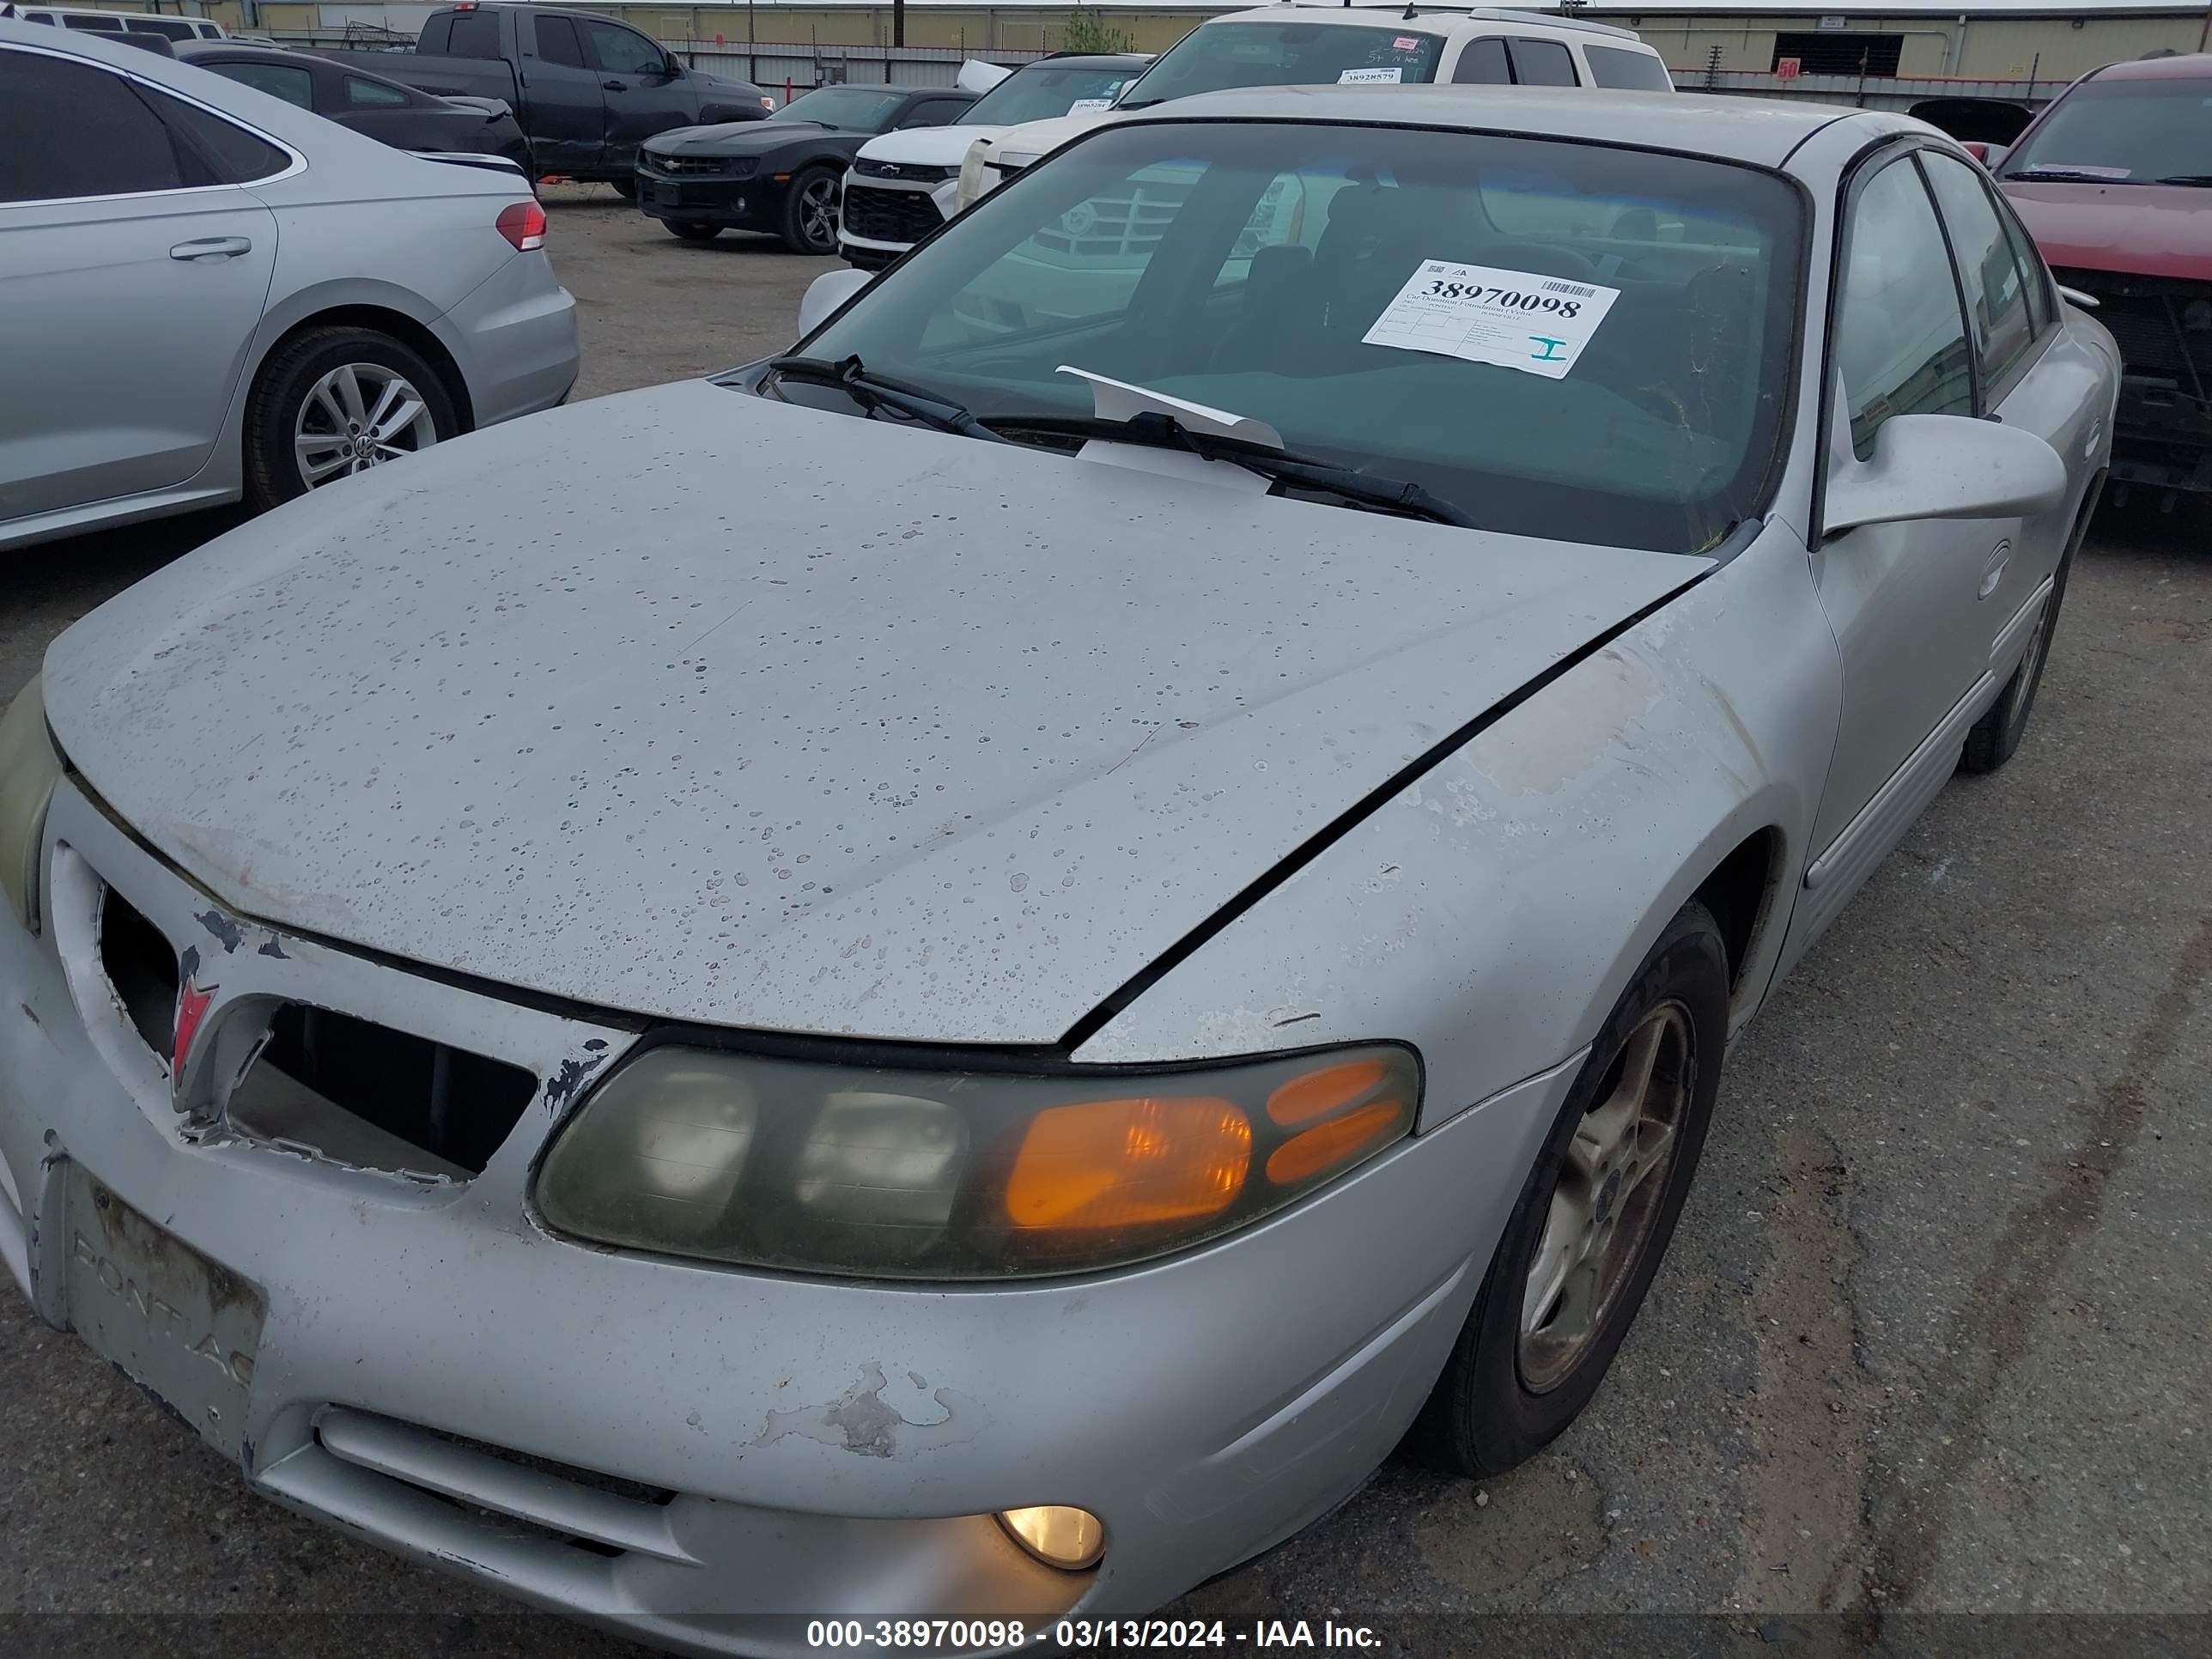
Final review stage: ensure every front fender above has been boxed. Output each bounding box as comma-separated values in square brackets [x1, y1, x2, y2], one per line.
[1074, 519, 1843, 1131]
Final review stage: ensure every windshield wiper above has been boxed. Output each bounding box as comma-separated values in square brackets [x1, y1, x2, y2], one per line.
[987, 411, 1478, 528]
[2154, 174, 2212, 186]
[766, 355, 1006, 442]
[2007, 167, 2139, 183]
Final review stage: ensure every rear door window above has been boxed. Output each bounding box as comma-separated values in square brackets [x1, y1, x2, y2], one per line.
[1507, 39, 1578, 87]
[0, 50, 191, 198]
[533, 15, 586, 68]
[139, 84, 290, 184]
[444, 9, 501, 59]
[1450, 39, 1510, 84]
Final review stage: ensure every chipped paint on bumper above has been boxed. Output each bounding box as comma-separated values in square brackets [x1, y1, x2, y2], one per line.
[0, 783, 1571, 1651]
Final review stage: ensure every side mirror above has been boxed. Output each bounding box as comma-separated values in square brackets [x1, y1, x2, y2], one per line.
[1824, 414, 2067, 538]
[797, 266, 872, 337]
[1960, 141, 2011, 171]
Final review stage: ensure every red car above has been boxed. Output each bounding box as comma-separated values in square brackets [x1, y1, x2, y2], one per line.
[1987, 52, 2212, 499]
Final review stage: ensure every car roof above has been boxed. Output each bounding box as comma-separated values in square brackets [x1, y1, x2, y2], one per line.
[1024, 52, 1152, 70]
[1206, 2, 1652, 46]
[1115, 82, 1906, 168]
[2087, 50, 2212, 82]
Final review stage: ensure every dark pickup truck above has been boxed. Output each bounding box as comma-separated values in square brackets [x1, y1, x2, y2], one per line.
[338, 3, 773, 188]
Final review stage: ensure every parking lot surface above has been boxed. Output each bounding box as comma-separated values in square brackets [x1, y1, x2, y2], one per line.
[3, 190, 2207, 1655]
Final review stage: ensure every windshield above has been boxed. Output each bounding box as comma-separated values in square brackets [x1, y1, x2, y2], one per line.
[790, 123, 1802, 553]
[1116, 23, 1444, 108]
[2002, 77, 2212, 182]
[771, 87, 904, 130]
[969, 63, 1143, 125]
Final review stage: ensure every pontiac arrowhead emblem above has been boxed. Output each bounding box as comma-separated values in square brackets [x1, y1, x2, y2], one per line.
[173, 945, 217, 1077]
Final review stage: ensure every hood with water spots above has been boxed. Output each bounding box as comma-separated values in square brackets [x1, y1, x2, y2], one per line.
[43, 378, 1702, 1046]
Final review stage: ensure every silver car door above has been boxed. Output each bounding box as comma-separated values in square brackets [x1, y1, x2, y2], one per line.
[1794, 151, 2001, 940]
[0, 44, 278, 523]
[1922, 149, 2102, 668]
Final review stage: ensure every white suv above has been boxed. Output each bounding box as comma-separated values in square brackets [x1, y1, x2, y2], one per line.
[956, 3, 1670, 209]
[837, 52, 1150, 270]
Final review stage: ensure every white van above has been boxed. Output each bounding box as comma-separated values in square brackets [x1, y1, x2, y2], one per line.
[13, 6, 225, 38]
[957, 3, 1670, 209]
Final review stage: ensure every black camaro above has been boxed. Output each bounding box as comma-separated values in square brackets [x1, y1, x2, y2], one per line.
[176, 40, 535, 177]
[636, 82, 979, 253]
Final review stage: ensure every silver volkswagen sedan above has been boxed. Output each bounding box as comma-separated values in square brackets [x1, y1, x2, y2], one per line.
[0, 86, 2113, 1651]
[0, 19, 578, 552]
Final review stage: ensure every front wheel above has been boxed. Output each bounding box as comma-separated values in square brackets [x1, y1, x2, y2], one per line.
[242, 327, 459, 511]
[780, 165, 841, 254]
[1406, 902, 1729, 1478]
[665, 220, 722, 243]
[608, 174, 636, 201]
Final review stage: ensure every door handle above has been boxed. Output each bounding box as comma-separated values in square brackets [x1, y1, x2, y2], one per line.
[170, 236, 252, 261]
[1979, 538, 2011, 599]
[603, 78, 627, 90]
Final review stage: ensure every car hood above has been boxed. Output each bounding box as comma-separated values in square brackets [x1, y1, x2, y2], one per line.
[990, 109, 1121, 157]
[647, 120, 842, 155]
[2003, 180, 2212, 279]
[854, 123, 1008, 167]
[43, 379, 1704, 1047]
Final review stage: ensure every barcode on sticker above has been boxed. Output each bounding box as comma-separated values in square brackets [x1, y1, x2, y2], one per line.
[1541, 279, 1595, 297]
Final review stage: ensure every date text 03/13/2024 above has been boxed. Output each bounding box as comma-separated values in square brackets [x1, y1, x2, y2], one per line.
[804, 1620, 1385, 1650]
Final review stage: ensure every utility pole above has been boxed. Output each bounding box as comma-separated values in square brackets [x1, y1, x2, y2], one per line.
[895, 0, 906, 48]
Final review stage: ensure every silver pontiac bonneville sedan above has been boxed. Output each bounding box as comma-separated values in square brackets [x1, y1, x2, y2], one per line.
[0, 87, 2114, 1651]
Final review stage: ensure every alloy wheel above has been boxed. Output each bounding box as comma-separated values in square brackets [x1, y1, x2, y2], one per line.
[294, 362, 439, 489]
[799, 176, 839, 251]
[1519, 1001, 1693, 1392]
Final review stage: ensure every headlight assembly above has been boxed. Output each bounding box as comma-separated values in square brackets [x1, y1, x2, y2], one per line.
[535, 1042, 1419, 1278]
[0, 673, 64, 933]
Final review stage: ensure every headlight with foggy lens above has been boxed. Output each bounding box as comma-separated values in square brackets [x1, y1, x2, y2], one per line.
[535, 1043, 1419, 1278]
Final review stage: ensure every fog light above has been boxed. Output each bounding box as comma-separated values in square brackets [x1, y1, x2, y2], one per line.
[997, 1505, 1104, 1570]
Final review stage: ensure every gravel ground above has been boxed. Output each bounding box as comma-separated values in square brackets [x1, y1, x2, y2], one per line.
[3, 188, 2207, 1657]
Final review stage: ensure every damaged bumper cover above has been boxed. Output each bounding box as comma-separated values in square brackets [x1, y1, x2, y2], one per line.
[0, 778, 1566, 1654]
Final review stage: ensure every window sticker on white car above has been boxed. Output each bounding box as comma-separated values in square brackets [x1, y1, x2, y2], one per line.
[1361, 259, 1621, 380]
[1066, 97, 1115, 113]
[1393, 35, 1423, 49]
[1338, 67, 1403, 84]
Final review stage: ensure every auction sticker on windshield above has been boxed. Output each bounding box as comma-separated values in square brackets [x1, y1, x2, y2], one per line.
[1067, 97, 1115, 112]
[1339, 66, 1403, 83]
[1363, 259, 1620, 380]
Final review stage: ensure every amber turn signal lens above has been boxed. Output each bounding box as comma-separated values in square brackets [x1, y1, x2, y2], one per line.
[1005, 1096, 1251, 1231]
[1266, 1058, 1390, 1127]
[1266, 1097, 1407, 1188]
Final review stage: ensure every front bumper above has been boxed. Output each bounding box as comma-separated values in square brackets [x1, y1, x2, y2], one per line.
[1, 778, 1571, 1654]
[635, 168, 775, 232]
[837, 177, 957, 269]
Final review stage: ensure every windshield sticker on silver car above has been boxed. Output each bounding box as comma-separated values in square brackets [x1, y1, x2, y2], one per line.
[1067, 98, 1115, 113]
[1361, 260, 1621, 380]
[1338, 67, 1404, 84]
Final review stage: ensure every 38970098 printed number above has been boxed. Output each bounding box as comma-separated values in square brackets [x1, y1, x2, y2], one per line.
[1421, 280, 1583, 318]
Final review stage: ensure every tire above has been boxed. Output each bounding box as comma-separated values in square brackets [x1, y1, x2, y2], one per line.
[242, 327, 459, 512]
[780, 165, 841, 254]
[665, 221, 722, 243]
[1406, 902, 1730, 1479]
[1960, 532, 2081, 775]
[608, 174, 636, 201]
